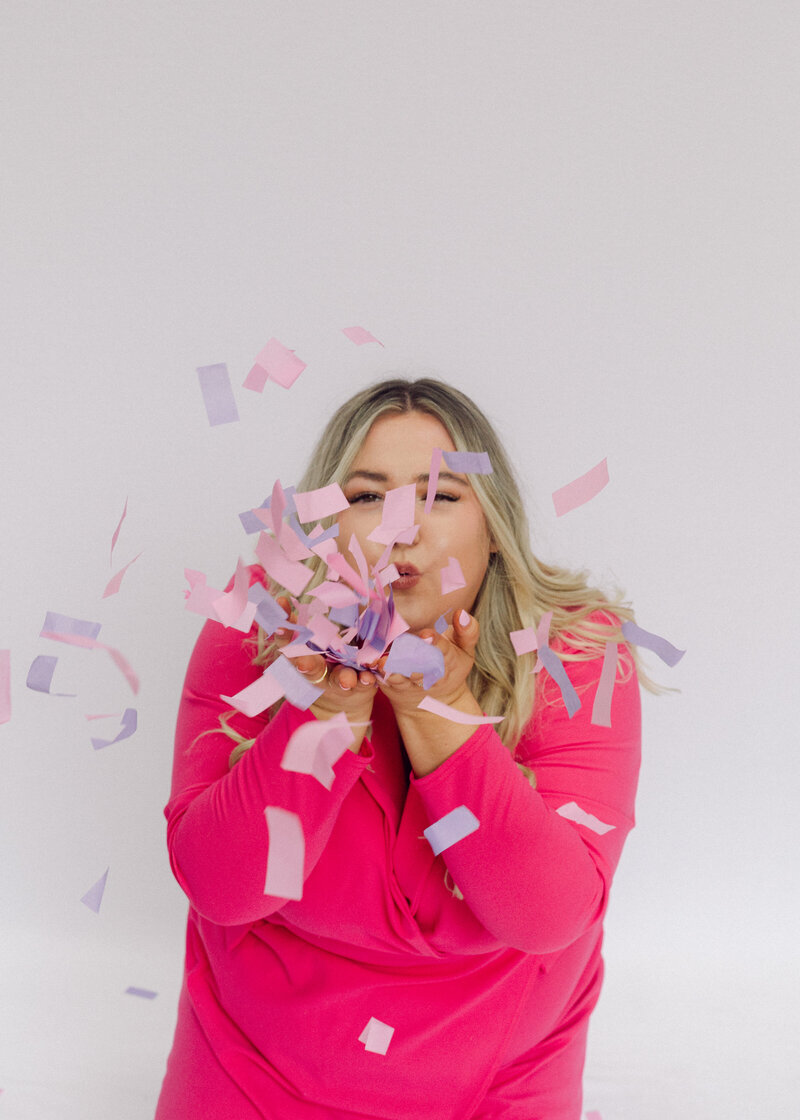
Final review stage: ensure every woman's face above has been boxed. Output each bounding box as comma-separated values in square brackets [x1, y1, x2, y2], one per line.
[337, 411, 494, 634]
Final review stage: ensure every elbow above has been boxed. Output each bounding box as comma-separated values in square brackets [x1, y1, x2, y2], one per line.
[476, 874, 607, 956]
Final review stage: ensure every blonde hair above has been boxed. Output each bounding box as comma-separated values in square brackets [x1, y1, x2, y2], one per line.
[225, 377, 660, 775]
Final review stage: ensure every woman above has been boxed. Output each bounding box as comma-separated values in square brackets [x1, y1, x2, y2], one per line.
[156, 378, 644, 1119]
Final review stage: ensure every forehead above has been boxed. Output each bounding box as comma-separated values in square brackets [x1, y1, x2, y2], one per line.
[353, 411, 455, 465]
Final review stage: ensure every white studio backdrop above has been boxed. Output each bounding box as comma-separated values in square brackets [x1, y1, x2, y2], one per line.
[1, 2, 798, 1117]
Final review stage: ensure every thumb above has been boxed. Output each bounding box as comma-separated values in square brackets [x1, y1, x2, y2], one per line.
[453, 608, 479, 652]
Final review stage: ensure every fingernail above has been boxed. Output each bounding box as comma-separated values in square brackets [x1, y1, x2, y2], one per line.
[340, 684, 352, 691]
[458, 610, 471, 626]
[421, 636, 434, 644]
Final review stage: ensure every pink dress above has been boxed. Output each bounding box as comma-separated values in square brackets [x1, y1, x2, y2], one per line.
[156, 570, 641, 1119]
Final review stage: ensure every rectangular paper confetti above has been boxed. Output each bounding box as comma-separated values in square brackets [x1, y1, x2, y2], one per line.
[256, 532, 314, 597]
[110, 497, 127, 564]
[555, 801, 615, 835]
[441, 450, 492, 474]
[342, 326, 383, 346]
[383, 633, 445, 689]
[41, 612, 101, 641]
[621, 621, 685, 666]
[416, 696, 503, 724]
[537, 646, 581, 717]
[197, 363, 240, 426]
[245, 338, 306, 391]
[424, 447, 444, 514]
[423, 805, 480, 856]
[264, 806, 304, 900]
[590, 642, 618, 727]
[267, 655, 324, 711]
[125, 986, 157, 999]
[552, 457, 609, 516]
[221, 671, 285, 718]
[281, 710, 355, 788]
[0, 651, 10, 724]
[91, 708, 137, 750]
[367, 483, 417, 545]
[440, 556, 466, 594]
[358, 1016, 395, 1055]
[293, 483, 350, 523]
[26, 655, 76, 697]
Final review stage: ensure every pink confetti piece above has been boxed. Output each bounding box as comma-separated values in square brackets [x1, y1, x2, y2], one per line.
[377, 563, 399, 588]
[348, 533, 371, 590]
[125, 986, 157, 999]
[366, 483, 417, 545]
[81, 867, 109, 913]
[309, 581, 362, 609]
[85, 711, 122, 721]
[221, 670, 285, 718]
[213, 558, 258, 630]
[358, 1017, 395, 1055]
[293, 483, 350, 523]
[552, 457, 609, 517]
[264, 806, 305, 900]
[590, 642, 618, 727]
[41, 612, 102, 641]
[281, 711, 355, 789]
[510, 611, 552, 664]
[441, 450, 492, 474]
[326, 551, 369, 598]
[555, 801, 615, 835]
[91, 707, 137, 750]
[585, 1112, 604, 1120]
[25, 654, 76, 697]
[183, 569, 223, 622]
[244, 338, 306, 391]
[0, 650, 10, 724]
[256, 532, 314, 597]
[621, 620, 685, 666]
[537, 646, 581, 717]
[110, 497, 127, 565]
[440, 556, 466, 594]
[373, 524, 419, 573]
[196, 363, 240, 426]
[424, 447, 443, 514]
[102, 551, 142, 599]
[416, 696, 503, 724]
[342, 325, 384, 346]
[423, 805, 480, 855]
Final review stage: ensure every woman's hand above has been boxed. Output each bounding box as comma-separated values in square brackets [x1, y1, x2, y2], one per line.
[275, 600, 377, 751]
[378, 609, 482, 718]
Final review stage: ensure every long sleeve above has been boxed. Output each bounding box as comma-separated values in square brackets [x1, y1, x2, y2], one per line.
[410, 645, 641, 955]
[165, 607, 373, 926]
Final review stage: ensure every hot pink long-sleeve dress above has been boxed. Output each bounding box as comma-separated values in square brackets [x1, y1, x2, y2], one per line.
[156, 572, 641, 1120]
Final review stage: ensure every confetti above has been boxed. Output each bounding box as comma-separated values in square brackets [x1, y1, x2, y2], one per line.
[281, 711, 355, 789]
[383, 633, 445, 689]
[196, 363, 240, 426]
[102, 552, 142, 599]
[213, 558, 259, 630]
[537, 646, 581, 718]
[424, 447, 443, 514]
[80, 867, 109, 913]
[423, 805, 480, 856]
[125, 986, 158, 999]
[621, 621, 685, 666]
[256, 532, 314, 597]
[244, 338, 306, 391]
[293, 483, 350, 523]
[556, 801, 615, 835]
[91, 708, 137, 750]
[25, 654, 76, 697]
[366, 483, 417, 545]
[440, 556, 466, 594]
[590, 642, 618, 727]
[358, 1016, 395, 1055]
[441, 450, 492, 475]
[264, 806, 304, 900]
[342, 326, 383, 346]
[552, 457, 609, 516]
[416, 696, 503, 725]
[110, 497, 127, 564]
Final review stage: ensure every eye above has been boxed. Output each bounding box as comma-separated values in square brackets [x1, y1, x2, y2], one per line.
[347, 491, 383, 505]
[434, 492, 459, 502]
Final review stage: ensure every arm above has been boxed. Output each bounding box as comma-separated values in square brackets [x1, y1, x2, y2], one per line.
[409, 646, 641, 955]
[165, 606, 374, 926]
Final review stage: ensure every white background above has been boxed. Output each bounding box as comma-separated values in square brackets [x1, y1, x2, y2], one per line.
[1, 2, 798, 1117]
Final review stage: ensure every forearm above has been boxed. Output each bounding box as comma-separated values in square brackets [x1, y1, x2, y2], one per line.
[393, 687, 485, 777]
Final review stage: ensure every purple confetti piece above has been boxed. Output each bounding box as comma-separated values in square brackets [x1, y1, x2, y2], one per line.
[80, 867, 109, 913]
[91, 707, 137, 750]
[247, 584, 288, 635]
[383, 633, 445, 689]
[621, 621, 685, 667]
[423, 805, 480, 856]
[267, 655, 324, 710]
[239, 488, 298, 534]
[537, 646, 581, 717]
[441, 450, 492, 474]
[125, 986, 158, 999]
[196, 363, 240, 426]
[26, 654, 76, 697]
[41, 612, 101, 640]
[434, 614, 448, 635]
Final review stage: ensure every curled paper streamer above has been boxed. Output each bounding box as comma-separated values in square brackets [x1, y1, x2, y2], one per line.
[358, 1017, 395, 1055]
[40, 616, 139, 694]
[196, 363, 240, 426]
[416, 696, 503, 724]
[590, 642, 618, 727]
[621, 621, 685, 666]
[342, 326, 383, 346]
[264, 806, 304, 900]
[440, 556, 466, 594]
[125, 986, 157, 999]
[0, 650, 10, 724]
[81, 867, 109, 913]
[537, 646, 581, 718]
[552, 457, 609, 516]
[281, 711, 355, 789]
[423, 805, 480, 856]
[91, 708, 137, 750]
[441, 450, 492, 474]
[244, 338, 306, 391]
[555, 801, 615, 836]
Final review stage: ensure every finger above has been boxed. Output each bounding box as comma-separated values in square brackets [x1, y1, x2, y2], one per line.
[451, 609, 480, 653]
[295, 654, 326, 677]
[333, 666, 359, 691]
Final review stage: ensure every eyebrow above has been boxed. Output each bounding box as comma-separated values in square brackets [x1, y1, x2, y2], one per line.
[343, 470, 468, 487]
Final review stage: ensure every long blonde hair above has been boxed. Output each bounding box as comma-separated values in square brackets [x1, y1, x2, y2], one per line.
[235, 377, 657, 770]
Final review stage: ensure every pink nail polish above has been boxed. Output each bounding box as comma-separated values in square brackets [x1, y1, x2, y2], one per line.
[458, 610, 470, 626]
[421, 636, 434, 644]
